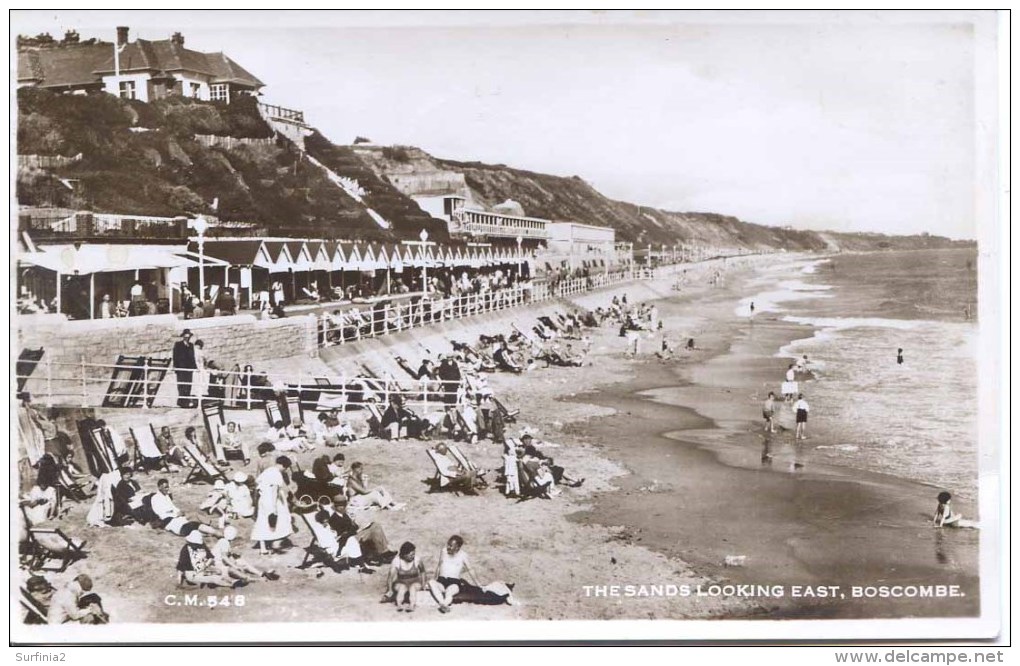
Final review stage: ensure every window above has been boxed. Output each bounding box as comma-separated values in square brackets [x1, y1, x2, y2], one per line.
[118, 80, 136, 99]
[210, 83, 228, 103]
[190, 82, 201, 98]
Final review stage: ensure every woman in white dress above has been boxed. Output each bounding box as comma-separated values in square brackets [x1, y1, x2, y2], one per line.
[192, 340, 209, 401]
[251, 456, 294, 555]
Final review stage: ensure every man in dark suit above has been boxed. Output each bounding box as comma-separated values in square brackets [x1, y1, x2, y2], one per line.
[172, 329, 197, 407]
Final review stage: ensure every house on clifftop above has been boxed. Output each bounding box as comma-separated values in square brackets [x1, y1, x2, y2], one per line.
[17, 26, 263, 103]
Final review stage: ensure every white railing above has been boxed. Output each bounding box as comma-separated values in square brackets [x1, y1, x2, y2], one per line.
[18, 353, 494, 415]
[316, 270, 637, 347]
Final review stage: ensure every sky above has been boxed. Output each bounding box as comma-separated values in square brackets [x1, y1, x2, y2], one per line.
[12, 10, 995, 239]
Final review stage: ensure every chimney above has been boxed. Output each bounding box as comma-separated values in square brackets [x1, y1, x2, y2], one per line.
[116, 26, 129, 47]
[171, 32, 184, 47]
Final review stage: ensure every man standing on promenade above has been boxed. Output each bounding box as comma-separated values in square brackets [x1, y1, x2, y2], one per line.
[173, 329, 197, 408]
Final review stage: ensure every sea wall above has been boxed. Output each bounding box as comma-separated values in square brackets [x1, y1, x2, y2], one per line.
[17, 313, 318, 387]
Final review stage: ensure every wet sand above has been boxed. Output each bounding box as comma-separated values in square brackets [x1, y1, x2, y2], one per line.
[566, 272, 980, 619]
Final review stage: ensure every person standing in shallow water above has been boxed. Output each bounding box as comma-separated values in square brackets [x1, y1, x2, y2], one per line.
[762, 391, 776, 433]
[897, 348, 904, 365]
[794, 394, 810, 440]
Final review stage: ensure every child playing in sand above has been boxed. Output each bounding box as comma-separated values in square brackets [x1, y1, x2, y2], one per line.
[387, 542, 427, 612]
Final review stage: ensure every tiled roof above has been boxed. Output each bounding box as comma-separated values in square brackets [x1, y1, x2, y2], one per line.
[19, 37, 262, 89]
[18, 42, 110, 87]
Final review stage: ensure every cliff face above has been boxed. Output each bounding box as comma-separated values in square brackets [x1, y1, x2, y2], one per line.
[16, 87, 969, 251]
[356, 146, 969, 251]
[15, 88, 420, 241]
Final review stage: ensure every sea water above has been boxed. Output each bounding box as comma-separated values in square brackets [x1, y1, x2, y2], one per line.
[752, 249, 979, 502]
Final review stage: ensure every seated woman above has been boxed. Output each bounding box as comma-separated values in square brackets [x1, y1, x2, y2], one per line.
[224, 472, 255, 519]
[199, 480, 230, 522]
[263, 420, 311, 453]
[217, 421, 251, 465]
[346, 462, 404, 511]
[177, 531, 236, 588]
[384, 541, 427, 613]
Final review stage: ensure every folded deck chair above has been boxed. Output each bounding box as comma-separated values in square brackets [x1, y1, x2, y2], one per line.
[25, 527, 88, 572]
[17, 347, 45, 393]
[130, 424, 169, 471]
[425, 449, 475, 495]
[181, 442, 228, 485]
[78, 421, 119, 478]
[21, 585, 49, 624]
[284, 395, 303, 425]
[264, 400, 285, 427]
[294, 509, 345, 572]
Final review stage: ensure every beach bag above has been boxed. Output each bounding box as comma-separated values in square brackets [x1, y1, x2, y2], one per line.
[268, 512, 278, 529]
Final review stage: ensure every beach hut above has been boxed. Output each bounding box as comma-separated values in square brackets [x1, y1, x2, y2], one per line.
[195, 239, 274, 310]
[262, 241, 295, 304]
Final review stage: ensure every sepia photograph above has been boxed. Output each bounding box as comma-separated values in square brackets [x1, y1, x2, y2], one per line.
[9, 9, 1005, 646]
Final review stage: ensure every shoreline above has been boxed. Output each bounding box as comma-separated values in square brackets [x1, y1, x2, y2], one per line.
[552, 265, 980, 619]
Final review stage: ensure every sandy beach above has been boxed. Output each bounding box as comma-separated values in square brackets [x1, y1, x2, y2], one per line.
[21, 257, 979, 628]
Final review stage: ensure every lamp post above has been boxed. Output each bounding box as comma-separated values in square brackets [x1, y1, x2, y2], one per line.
[515, 235, 523, 280]
[189, 216, 209, 303]
[418, 228, 429, 294]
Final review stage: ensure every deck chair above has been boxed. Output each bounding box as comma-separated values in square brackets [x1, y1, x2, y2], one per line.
[24, 527, 88, 572]
[181, 442, 228, 485]
[425, 449, 476, 495]
[130, 424, 169, 472]
[294, 508, 345, 572]
[284, 395, 303, 426]
[21, 586, 49, 624]
[212, 423, 246, 464]
[77, 421, 119, 477]
[57, 466, 92, 502]
[265, 400, 285, 427]
[446, 405, 479, 441]
[493, 397, 519, 423]
[17, 347, 45, 393]
[363, 401, 385, 437]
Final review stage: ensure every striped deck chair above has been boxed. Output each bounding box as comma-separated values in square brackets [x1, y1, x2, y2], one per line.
[20, 586, 49, 624]
[181, 442, 228, 485]
[294, 508, 345, 572]
[24, 527, 88, 572]
[130, 424, 169, 472]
